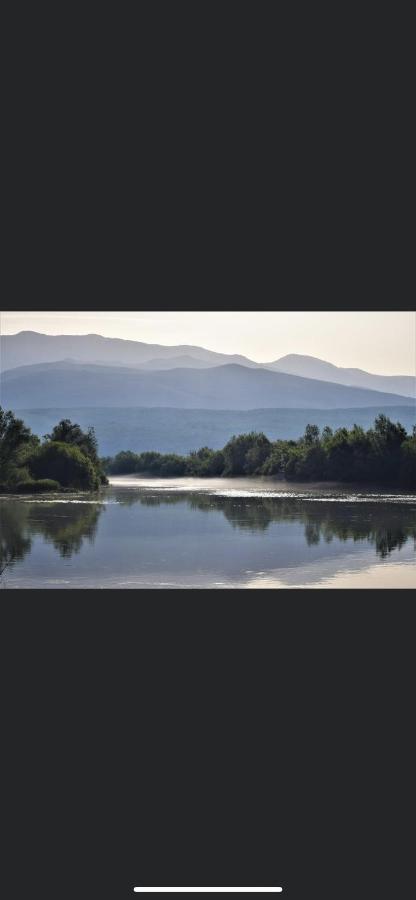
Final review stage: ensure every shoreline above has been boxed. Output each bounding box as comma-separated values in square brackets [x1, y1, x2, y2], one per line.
[1, 476, 415, 499]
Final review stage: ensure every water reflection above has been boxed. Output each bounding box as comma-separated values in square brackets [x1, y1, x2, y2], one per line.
[1, 487, 415, 587]
[0, 502, 32, 575]
[113, 489, 416, 559]
[28, 501, 102, 557]
[0, 499, 103, 575]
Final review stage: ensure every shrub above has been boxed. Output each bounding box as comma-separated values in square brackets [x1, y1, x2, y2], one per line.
[105, 450, 141, 474]
[3, 465, 32, 486]
[158, 456, 188, 476]
[29, 442, 100, 490]
[261, 447, 284, 476]
[192, 449, 225, 477]
[44, 419, 99, 464]
[0, 407, 36, 482]
[400, 437, 416, 488]
[14, 479, 61, 493]
[223, 432, 271, 476]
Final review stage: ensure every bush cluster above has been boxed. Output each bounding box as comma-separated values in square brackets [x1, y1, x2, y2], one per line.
[1, 409, 108, 493]
[29, 442, 101, 490]
[104, 416, 416, 488]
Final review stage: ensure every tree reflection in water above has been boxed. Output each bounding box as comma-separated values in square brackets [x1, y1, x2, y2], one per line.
[0, 502, 32, 576]
[27, 502, 103, 557]
[114, 489, 416, 560]
[0, 499, 104, 576]
[0, 490, 415, 581]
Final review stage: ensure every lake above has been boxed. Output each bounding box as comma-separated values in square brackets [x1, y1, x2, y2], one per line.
[1, 477, 415, 589]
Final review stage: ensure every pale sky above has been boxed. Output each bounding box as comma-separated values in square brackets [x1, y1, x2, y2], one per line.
[1, 310, 415, 375]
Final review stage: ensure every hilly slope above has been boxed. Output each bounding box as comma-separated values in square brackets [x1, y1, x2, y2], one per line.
[0, 331, 256, 372]
[1, 360, 413, 410]
[137, 355, 214, 369]
[2, 333, 413, 399]
[268, 353, 415, 397]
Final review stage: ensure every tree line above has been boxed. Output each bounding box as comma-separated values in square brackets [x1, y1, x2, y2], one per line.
[0, 408, 108, 492]
[1, 409, 415, 491]
[104, 415, 416, 487]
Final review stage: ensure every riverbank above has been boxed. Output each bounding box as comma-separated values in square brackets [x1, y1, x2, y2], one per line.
[0, 481, 105, 495]
[2, 473, 414, 499]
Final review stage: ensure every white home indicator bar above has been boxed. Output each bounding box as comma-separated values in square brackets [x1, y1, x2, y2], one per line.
[133, 889, 283, 893]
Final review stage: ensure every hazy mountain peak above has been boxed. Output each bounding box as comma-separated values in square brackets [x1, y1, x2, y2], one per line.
[1, 332, 414, 399]
[268, 353, 415, 398]
[0, 331, 257, 373]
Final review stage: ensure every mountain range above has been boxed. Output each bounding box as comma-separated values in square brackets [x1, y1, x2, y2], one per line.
[1, 358, 413, 411]
[0, 331, 257, 372]
[1, 331, 414, 398]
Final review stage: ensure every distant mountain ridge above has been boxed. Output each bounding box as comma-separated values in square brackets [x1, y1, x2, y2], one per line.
[268, 353, 415, 398]
[1, 359, 413, 411]
[0, 331, 256, 372]
[1, 332, 414, 398]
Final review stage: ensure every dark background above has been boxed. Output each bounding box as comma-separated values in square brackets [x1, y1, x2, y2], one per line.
[3, 586, 415, 898]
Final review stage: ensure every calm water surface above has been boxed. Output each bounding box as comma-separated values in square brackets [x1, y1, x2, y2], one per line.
[1, 476, 415, 589]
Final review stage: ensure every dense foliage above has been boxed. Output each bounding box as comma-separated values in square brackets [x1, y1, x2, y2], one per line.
[29, 442, 101, 490]
[0, 408, 39, 486]
[2, 408, 415, 491]
[0, 408, 108, 492]
[45, 419, 99, 465]
[104, 415, 416, 487]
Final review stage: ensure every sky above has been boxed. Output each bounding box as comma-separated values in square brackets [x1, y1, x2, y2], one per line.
[1, 310, 415, 375]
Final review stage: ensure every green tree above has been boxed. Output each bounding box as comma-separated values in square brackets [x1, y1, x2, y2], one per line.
[105, 450, 143, 474]
[400, 435, 416, 488]
[29, 442, 100, 490]
[368, 415, 407, 482]
[303, 424, 320, 445]
[45, 419, 99, 463]
[261, 441, 297, 476]
[44, 419, 108, 484]
[322, 425, 333, 442]
[223, 432, 271, 476]
[0, 407, 38, 484]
